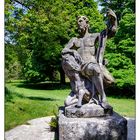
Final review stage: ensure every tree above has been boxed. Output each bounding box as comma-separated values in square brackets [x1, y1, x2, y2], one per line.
[5, 0, 26, 81]
[97, 0, 135, 23]
[5, 0, 105, 83]
[97, 0, 135, 96]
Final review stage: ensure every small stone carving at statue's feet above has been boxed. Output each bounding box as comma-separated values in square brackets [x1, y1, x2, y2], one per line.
[88, 98, 99, 105]
[65, 103, 77, 109]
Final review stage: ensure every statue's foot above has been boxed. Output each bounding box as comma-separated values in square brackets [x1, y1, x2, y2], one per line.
[65, 103, 77, 108]
[99, 101, 113, 110]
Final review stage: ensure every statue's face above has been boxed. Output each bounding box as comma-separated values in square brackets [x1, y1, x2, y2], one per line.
[77, 16, 89, 32]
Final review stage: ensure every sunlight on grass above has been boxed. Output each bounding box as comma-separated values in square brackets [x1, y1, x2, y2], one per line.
[108, 97, 135, 117]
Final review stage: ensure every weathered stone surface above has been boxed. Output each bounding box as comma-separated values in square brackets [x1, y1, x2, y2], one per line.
[65, 103, 113, 118]
[59, 108, 127, 140]
[5, 116, 134, 140]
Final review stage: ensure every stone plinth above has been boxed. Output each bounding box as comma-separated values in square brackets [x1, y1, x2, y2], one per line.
[65, 103, 113, 118]
[58, 107, 127, 140]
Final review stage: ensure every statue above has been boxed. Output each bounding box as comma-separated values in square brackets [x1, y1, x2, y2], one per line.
[61, 9, 117, 109]
[59, 10, 127, 140]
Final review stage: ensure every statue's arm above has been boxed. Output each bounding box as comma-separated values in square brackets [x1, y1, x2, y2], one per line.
[62, 37, 77, 55]
[96, 9, 117, 65]
[94, 33, 100, 44]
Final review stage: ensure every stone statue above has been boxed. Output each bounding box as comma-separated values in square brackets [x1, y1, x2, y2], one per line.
[59, 10, 127, 140]
[61, 9, 117, 109]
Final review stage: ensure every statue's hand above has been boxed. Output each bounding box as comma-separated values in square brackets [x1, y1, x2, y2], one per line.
[107, 8, 117, 20]
[73, 51, 83, 64]
[106, 8, 117, 34]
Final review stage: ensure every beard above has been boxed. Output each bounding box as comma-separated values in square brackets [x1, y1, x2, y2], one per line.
[78, 26, 87, 34]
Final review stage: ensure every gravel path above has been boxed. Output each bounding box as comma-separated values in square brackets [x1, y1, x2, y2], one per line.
[5, 116, 135, 140]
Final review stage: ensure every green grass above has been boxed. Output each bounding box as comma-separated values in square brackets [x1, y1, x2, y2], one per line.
[5, 82, 135, 131]
[108, 96, 135, 117]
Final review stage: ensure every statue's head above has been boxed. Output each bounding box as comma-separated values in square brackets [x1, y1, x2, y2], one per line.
[77, 16, 89, 33]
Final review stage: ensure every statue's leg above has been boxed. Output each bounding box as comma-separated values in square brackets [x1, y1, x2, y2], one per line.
[93, 74, 114, 111]
[92, 72, 107, 103]
[86, 63, 107, 103]
[76, 89, 85, 108]
[92, 72, 113, 109]
[88, 81, 98, 104]
[91, 82, 95, 98]
[64, 91, 78, 107]
[103, 67, 115, 85]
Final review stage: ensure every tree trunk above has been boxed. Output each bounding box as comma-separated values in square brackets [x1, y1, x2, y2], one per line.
[60, 66, 65, 84]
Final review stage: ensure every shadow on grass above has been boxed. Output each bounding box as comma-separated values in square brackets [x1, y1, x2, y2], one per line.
[9, 91, 60, 101]
[17, 94, 59, 101]
[26, 96, 59, 101]
[13, 81, 135, 99]
[16, 82, 70, 90]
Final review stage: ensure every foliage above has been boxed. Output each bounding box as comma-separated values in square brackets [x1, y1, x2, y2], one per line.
[97, 0, 135, 22]
[5, 0, 135, 95]
[49, 105, 59, 132]
[5, 0, 27, 81]
[97, 0, 135, 91]
[5, 0, 105, 82]
[49, 115, 58, 132]
[5, 44, 23, 81]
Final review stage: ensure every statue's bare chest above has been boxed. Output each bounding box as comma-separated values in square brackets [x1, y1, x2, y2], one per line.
[72, 35, 98, 62]
[74, 35, 96, 48]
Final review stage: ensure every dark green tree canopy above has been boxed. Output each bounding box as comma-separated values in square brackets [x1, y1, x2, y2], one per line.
[5, 0, 135, 96]
[5, 0, 105, 82]
[97, 0, 135, 22]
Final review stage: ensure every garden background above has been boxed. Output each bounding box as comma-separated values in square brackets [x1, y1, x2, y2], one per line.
[5, 0, 135, 131]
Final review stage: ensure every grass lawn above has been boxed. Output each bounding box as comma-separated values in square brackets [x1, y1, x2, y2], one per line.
[5, 82, 135, 131]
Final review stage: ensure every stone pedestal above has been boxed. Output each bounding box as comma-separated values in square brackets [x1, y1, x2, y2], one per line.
[58, 106, 127, 140]
[65, 103, 113, 118]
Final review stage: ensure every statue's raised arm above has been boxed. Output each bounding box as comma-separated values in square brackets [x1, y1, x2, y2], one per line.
[96, 9, 117, 68]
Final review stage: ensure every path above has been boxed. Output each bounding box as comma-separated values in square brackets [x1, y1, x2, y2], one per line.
[5, 117, 55, 140]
